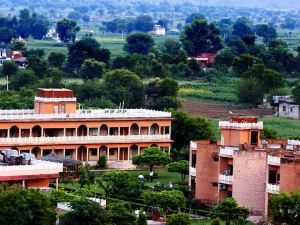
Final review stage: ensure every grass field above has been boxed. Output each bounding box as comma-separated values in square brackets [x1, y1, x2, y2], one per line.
[26, 34, 178, 59]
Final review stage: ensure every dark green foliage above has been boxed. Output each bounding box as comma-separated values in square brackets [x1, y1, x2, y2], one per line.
[59, 199, 112, 225]
[261, 127, 278, 139]
[133, 147, 172, 172]
[0, 88, 34, 109]
[108, 202, 137, 225]
[133, 15, 154, 32]
[124, 32, 155, 55]
[255, 24, 277, 45]
[292, 83, 300, 104]
[236, 78, 264, 106]
[0, 188, 56, 225]
[56, 19, 80, 43]
[10, 38, 26, 51]
[233, 54, 260, 76]
[48, 52, 66, 68]
[185, 13, 205, 24]
[67, 37, 110, 72]
[50, 190, 78, 205]
[80, 59, 105, 80]
[102, 69, 144, 108]
[168, 160, 189, 182]
[10, 69, 38, 90]
[269, 189, 300, 225]
[171, 111, 215, 149]
[181, 19, 222, 55]
[211, 217, 221, 225]
[97, 155, 107, 169]
[232, 17, 254, 38]
[211, 198, 249, 225]
[167, 213, 191, 225]
[0, 27, 17, 44]
[143, 190, 186, 212]
[1, 60, 18, 77]
[78, 165, 95, 189]
[137, 211, 147, 225]
[26, 55, 49, 78]
[214, 49, 235, 68]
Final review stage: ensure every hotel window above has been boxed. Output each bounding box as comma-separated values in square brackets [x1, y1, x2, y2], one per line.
[282, 106, 286, 112]
[89, 128, 98, 136]
[91, 149, 97, 156]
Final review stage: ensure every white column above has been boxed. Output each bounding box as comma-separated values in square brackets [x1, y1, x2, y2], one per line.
[97, 148, 100, 159]
[127, 148, 130, 160]
[75, 148, 78, 160]
[63, 149, 66, 158]
[7, 129, 9, 138]
[86, 149, 89, 162]
[56, 178, 59, 191]
[63, 128, 66, 137]
[29, 129, 32, 137]
[138, 146, 140, 155]
[117, 147, 120, 160]
[41, 128, 44, 137]
[22, 180, 26, 189]
[107, 148, 110, 161]
[87, 128, 90, 136]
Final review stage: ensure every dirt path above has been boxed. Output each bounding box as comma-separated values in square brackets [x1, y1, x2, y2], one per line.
[183, 99, 274, 119]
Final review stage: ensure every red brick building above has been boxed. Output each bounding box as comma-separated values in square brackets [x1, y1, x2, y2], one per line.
[189, 117, 300, 216]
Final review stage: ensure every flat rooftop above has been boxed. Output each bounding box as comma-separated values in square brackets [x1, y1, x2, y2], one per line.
[0, 109, 172, 121]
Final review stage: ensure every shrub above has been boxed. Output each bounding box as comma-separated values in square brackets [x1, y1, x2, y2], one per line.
[211, 217, 221, 225]
[137, 211, 147, 225]
[167, 213, 191, 225]
[98, 155, 107, 169]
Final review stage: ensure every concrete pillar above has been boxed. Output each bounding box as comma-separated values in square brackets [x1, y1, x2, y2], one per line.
[118, 127, 120, 136]
[63, 149, 66, 158]
[75, 148, 78, 160]
[7, 129, 9, 138]
[41, 128, 44, 137]
[127, 147, 130, 160]
[87, 128, 90, 136]
[107, 148, 110, 161]
[138, 146, 140, 155]
[63, 128, 66, 137]
[86, 148, 89, 162]
[18, 129, 21, 137]
[22, 179, 26, 189]
[138, 126, 141, 135]
[97, 148, 100, 160]
[56, 177, 59, 191]
[29, 129, 32, 137]
[117, 148, 120, 160]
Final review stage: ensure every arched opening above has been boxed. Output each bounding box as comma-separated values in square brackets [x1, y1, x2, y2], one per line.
[77, 125, 87, 136]
[151, 144, 158, 148]
[10, 126, 19, 138]
[32, 125, 42, 137]
[31, 147, 41, 158]
[150, 123, 159, 135]
[130, 124, 139, 135]
[77, 146, 88, 161]
[130, 144, 138, 159]
[99, 145, 108, 157]
[99, 124, 108, 136]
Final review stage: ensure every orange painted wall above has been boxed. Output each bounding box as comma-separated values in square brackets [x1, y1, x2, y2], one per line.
[27, 178, 49, 188]
[195, 144, 219, 203]
[221, 129, 261, 146]
[280, 161, 300, 193]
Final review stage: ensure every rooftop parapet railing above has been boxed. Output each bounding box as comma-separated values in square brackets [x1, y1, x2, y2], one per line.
[35, 96, 77, 102]
[219, 121, 263, 130]
[268, 155, 281, 166]
[0, 134, 171, 145]
[219, 174, 233, 184]
[219, 146, 239, 157]
[288, 140, 300, 146]
[267, 183, 280, 194]
[0, 109, 172, 120]
[0, 160, 63, 176]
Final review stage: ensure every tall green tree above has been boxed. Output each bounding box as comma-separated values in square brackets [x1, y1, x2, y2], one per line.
[26, 55, 48, 78]
[107, 202, 137, 225]
[10, 69, 38, 91]
[124, 32, 154, 55]
[1, 60, 18, 77]
[269, 189, 300, 225]
[48, 52, 66, 68]
[102, 69, 144, 108]
[167, 213, 191, 225]
[236, 78, 264, 106]
[0, 188, 56, 225]
[210, 198, 249, 225]
[168, 160, 189, 182]
[180, 19, 223, 55]
[78, 165, 95, 189]
[56, 19, 80, 43]
[59, 199, 112, 225]
[171, 111, 215, 149]
[255, 24, 277, 45]
[80, 59, 105, 80]
[232, 17, 254, 38]
[133, 15, 154, 32]
[133, 147, 171, 172]
[0, 27, 17, 44]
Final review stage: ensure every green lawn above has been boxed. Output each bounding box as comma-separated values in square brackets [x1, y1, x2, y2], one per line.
[26, 39, 67, 57]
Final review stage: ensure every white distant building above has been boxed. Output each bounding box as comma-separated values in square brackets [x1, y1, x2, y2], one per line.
[45, 28, 60, 42]
[151, 25, 166, 36]
[273, 96, 300, 119]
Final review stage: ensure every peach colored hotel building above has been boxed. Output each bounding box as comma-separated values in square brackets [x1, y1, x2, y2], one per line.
[0, 88, 172, 188]
[189, 117, 300, 216]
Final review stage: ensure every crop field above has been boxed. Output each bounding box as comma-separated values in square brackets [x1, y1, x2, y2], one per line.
[178, 78, 239, 103]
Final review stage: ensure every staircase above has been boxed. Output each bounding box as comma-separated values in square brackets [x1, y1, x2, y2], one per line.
[108, 160, 136, 170]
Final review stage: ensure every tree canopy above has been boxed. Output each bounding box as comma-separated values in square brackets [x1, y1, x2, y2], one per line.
[133, 147, 172, 172]
[124, 32, 155, 55]
[168, 160, 189, 182]
[56, 19, 80, 43]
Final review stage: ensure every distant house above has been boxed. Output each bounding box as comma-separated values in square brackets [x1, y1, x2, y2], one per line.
[187, 53, 215, 70]
[45, 28, 60, 42]
[0, 49, 26, 68]
[150, 25, 166, 36]
[273, 96, 300, 119]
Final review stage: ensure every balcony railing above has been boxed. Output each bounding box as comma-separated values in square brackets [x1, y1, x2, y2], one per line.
[219, 147, 239, 157]
[0, 160, 63, 177]
[288, 140, 300, 145]
[219, 174, 233, 184]
[190, 167, 196, 177]
[219, 121, 263, 130]
[268, 155, 281, 166]
[0, 109, 171, 120]
[35, 96, 77, 102]
[267, 183, 280, 194]
[0, 134, 171, 145]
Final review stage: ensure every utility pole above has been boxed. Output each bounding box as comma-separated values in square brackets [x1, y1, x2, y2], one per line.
[6, 75, 8, 91]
